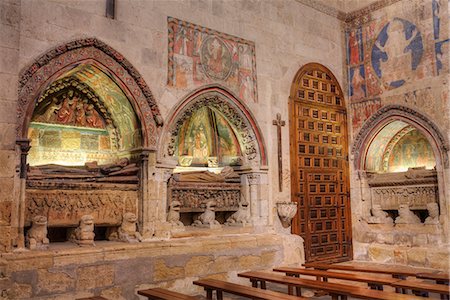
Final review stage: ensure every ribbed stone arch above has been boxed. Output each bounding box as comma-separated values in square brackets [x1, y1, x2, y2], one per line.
[160, 85, 267, 167]
[17, 37, 163, 149]
[351, 105, 449, 170]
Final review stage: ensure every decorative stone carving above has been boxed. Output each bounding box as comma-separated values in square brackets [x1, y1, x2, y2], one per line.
[25, 188, 138, 227]
[110, 212, 142, 243]
[192, 200, 221, 228]
[69, 215, 95, 246]
[167, 200, 184, 228]
[395, 204, 421, 224]
[425, 202, 440, 225]
[276, 202, 298, 228]
[367, 169, 438, 211]
[25, 215, 49, 250]
[366, 205, 393, 224]
[351, 105, 449, 169]
[167, 94, 259, 162]
[225, 201, 251, 226]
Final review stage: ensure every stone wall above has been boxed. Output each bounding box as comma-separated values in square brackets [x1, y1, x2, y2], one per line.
[346, 0, 450, 269]
[0, 232, 304, 299]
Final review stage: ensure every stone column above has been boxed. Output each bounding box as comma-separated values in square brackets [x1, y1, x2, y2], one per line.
[138, 148, 151, 237]
[147, 160, 176, 238]
[242, 170, 269, 227]
[16, 139, 31, 249]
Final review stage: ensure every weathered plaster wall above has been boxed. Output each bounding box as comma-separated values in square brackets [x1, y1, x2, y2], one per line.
[346, 0, 450, 269]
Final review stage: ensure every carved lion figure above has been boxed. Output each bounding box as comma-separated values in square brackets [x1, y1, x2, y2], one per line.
[366, 205, 393, 224]
[424, 202, 440, 225]
[167, 200, 184, 227]
[70, 215, 95, 246]
[118, 212, 142, 243]
[192, 200, 220, 226]
[26, 215, 49, 250]
[395, 204, 421, 224]
[225, 201, 250, 225]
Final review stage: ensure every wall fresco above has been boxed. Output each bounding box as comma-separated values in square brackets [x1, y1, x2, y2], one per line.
[350, 98, 382, 133]
[168, 17, 258, 103]
[387, 130, 436, 172]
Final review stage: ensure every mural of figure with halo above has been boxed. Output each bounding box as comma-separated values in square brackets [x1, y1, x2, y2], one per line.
[371, 18, 423, 89]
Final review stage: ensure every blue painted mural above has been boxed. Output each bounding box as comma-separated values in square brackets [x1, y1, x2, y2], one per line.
[371, 18, 423, 89]
[436, 39, 449, 74]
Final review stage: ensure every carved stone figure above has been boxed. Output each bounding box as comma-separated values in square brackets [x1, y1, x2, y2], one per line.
[192, 200, 221, 227]
[395, 204, 421, 224]
[167, 200, 184, 227]
[70, 215, 95, 246]
[366, 205, 393, 224]
[118, 212, 142, 243]
[26, 215, 49, 250]
[225, 201, 251, 226]
[424, 202, 440, 225]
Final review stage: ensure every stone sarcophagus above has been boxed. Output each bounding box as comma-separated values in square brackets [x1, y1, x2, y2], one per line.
[167, 168, 241, 215]
[367, 168, 438, 210]
[25, 161, 139, 228]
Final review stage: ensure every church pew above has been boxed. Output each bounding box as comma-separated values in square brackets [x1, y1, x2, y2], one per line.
[390, 280, 450, 299]
[273, 266, 398, 290]
[238, 271, 425, 300]
[303, 262, 419, 278]
[137, 288, 199, 300]
[416, 272, 450, 285]
[193, 278, 307, 300]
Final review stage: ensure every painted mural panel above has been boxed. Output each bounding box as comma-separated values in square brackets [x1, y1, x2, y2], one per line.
[387, 130, 436, 172]
[350, 98, 382, 133]
[345, 1, 447, 135]
[176, 107, 241, 167]
[168, 17, 257, 103]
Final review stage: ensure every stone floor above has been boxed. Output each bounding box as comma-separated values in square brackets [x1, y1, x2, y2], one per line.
[192, 261, 446, 299]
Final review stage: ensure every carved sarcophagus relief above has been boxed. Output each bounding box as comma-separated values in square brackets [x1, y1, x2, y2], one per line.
[25, 162, 139, 228]
[167, 168, 241, 215]
[367, 168, 438, 210]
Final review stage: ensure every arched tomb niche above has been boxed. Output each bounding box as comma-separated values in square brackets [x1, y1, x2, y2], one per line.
[16, 38, 163, 246]
[351, 105, 449, 251]
[158, 85, 269, 228]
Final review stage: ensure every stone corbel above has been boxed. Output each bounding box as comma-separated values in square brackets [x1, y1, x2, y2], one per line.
[276, 201, 298, 228]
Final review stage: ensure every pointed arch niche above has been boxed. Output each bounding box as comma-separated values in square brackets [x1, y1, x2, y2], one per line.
[15, 38, 162, 246]
[351, 105, 449, 262]
[158, 86, 269, 227]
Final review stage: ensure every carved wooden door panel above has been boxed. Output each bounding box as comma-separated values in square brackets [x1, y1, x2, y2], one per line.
[289, 64, 352, 263]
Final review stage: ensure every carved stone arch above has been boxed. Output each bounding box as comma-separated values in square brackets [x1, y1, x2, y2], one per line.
[351, 104, 450, 170]
[160, 85, 267, 167]
[18, 37, 163, 149]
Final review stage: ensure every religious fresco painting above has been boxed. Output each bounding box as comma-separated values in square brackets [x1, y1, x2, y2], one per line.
[346, 27, 364, 65]
[168, 17, 258, 103]
[371, 18, 424, 89]
[344, 8, 445, 134]
[176, 107, 241, 167]
[349, 64, 366, 101]
[387, 130, 436, 172]
[350, 98, 382, 132]
[432, 0, 449, 75]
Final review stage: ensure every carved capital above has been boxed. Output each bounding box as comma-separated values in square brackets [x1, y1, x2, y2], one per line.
[247, 174, 260, 185]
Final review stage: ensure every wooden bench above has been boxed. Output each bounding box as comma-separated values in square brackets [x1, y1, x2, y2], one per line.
[193, 278, 306, 300]
[417, 272, 450, 285]
[137, 288, 198, 300]
[274, 266, 398, 290]
[391, 280, 450, 299]
[238, 271, 424, 300]
[76, 297, 108, 300]
[304, 262, 419, 293]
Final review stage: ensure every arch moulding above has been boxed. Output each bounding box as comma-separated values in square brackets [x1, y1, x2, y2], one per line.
[351, 105, 450, 170]
[159, 85, 267, 167]
[17, 37, 163, 149]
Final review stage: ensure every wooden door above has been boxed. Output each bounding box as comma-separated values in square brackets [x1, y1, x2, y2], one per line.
[289, 63, 352, 263]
